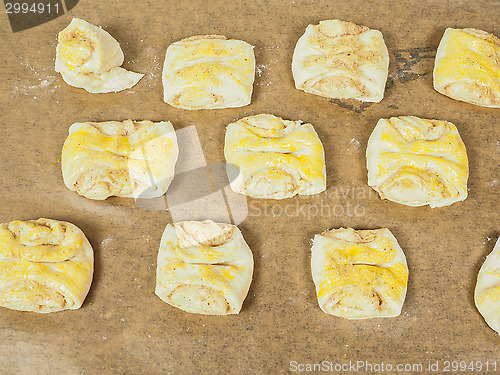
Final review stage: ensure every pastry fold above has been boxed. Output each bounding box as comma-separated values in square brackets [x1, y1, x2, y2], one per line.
[0, 219, 93, 313]
[162, 35, 255, 110]
[475, 237, 500, 334]
[55, 18, 144, 93]
[155, 220, 253, 315]
[311, 227, 408, 319]
[292, 19, 389, 102]
[62, 120, 178, 200]
[366, 116, 468, 208]
[224, 114, 326, 199]
[433, 28, 500, 108]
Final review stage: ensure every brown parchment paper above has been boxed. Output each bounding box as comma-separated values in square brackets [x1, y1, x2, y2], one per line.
[0, 0, 499, 374]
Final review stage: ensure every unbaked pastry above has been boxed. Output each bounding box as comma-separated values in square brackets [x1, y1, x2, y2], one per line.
[433, 28, 500, 108]
[292, 19, 389, 102]
[366, 116, 468, 208]
[0, 218, 93, 313]
[224, 114, 326, 199]
[475, 237, 500, 334]
[62, 119, 178, 200]
[155, 220, 253, 315]
[162, 35, 255, 109]
[311, 227, 408, 319]
[55, 18, 144, 93]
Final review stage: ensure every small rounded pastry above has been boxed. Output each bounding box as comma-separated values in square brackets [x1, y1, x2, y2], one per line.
[62, 119, 178, 200]
[475, 237, 500, 334]
[433, 27, 500, 108]
[55, 18, 144, 93]
[162, 35, 255, 110]
[366, 116, 468, 208]
[311, 227, 408, 319]
[0, 218, 94, 313]
[155, 220, 254, 315]
[224, 114, 326, 199]
[292, 19, 389, 102]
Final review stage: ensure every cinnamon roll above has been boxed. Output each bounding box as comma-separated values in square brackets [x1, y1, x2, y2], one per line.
[0, 219, 93, 313]
[434, 28, 500, 108]
[55, 18, 144, 93]
[475, 237, 500, 334]
[311, 227, 408, 319]
[224, 114, 326, 199]
[155, 220, 253, 315]
[292, 19, 389, 102]
[162, 35, 255, 110]
[367, 116, 468, 208]
[61, 120, 178, 200]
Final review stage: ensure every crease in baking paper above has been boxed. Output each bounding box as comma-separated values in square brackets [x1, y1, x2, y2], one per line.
[134, 126, 248, 225]
[330, 46, 435, 113]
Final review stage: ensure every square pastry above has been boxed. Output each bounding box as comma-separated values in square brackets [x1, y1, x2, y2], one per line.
[292, 19, 389, 102]
[62, 120, 178, 200]
[162, 35, 255, 110]
[366, 116, 468, 208]
[433, 28, 500, 108]
[311, 227, 408, 319]
[475, 237, 500, 335]
[155, 220, 253, 315]
[224, 114, 326, 199]
[0, 219, 94, 313]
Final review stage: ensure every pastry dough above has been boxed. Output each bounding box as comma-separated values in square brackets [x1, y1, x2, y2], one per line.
[366, 116, 468, 208]
[292, 19, 389, 102]
[155, 220, 253, 315]
[433, 28, 500, 108]
[0, 219, 93, 313]
[475, 237, 500, 334]
[224, 114, 326, 199]
[62, 120, 178, 200]
[311, 227, 408, 319]
[55, 18, 144, 93]
[162, 35, 255, 110]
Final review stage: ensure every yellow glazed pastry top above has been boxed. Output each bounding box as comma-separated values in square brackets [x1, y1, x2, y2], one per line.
[62, 119, 178, 200]
[55, 18, 143, 93]
[292, 19, 389, 102]
[311, 227, 408, 319]
[0, 218, 93, 313]
[475, 237, 500, 335]
[367, 116, 468, 208]
[162, 35, 255, 110]
[224, 114, 326, 199]
[155, 220, 254, 315]
[433, 27, 500, 108]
